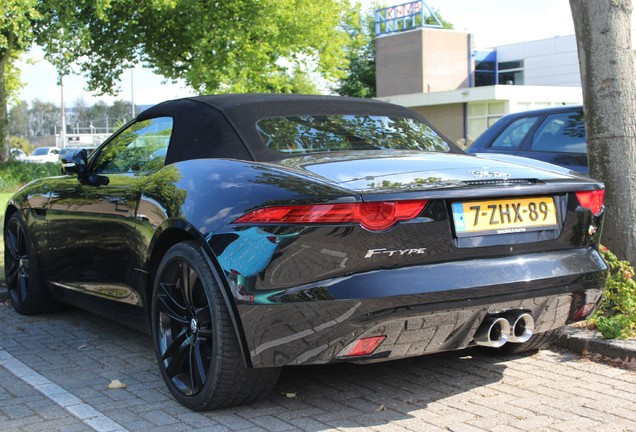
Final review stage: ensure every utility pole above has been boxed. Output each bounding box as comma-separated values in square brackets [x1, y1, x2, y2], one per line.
[60, 76, 67, 148]
[131, 68, 135, 119]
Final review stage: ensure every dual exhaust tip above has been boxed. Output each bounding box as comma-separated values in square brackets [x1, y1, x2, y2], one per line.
[474, 312, 534, 348]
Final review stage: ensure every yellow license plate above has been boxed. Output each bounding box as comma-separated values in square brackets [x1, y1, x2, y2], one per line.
[452, 196, 558, 237]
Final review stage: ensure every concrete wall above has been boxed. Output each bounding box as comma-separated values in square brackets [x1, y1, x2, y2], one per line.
[411, 103, 465, 146]
[376, 28, 471, 97]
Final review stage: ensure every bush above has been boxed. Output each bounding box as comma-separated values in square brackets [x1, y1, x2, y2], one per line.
[0, 161, 61, 193]
[588, 246, 636, 339]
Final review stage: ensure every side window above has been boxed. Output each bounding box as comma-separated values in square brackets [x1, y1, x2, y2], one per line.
[530, 111, 586, 154]
[93, 117, 173, 174]
[490, 116, 538, 150]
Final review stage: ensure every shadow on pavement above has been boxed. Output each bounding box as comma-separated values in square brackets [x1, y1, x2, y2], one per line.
[0, 304, 509, 431]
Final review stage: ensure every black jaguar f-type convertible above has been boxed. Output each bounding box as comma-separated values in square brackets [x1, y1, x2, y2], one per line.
[3, 94, 607, 410]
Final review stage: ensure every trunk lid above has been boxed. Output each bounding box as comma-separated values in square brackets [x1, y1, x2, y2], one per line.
[278, 151, 585, 195]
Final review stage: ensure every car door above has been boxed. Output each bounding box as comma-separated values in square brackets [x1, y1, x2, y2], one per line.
[517, 110, 588, 174]
[42, 117, 173, 305]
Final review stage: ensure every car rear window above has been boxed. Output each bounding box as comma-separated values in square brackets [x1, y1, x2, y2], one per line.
[490, 116, 539, 150]
[530, 111, 586, 154]
[256, 115, 450, 154]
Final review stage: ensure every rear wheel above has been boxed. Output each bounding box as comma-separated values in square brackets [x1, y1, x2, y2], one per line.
[151, 241, 279, 410]
[485, 329, 562, 355]
[4, 213, 60, 314]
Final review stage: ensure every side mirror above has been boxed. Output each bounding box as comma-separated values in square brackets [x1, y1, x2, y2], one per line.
[61, 149, 88, 176]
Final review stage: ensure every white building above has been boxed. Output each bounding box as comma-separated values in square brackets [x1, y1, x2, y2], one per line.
[373, 3, 583, 146]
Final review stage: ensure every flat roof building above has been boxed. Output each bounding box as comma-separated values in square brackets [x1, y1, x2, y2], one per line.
[373, 1, 583, 147]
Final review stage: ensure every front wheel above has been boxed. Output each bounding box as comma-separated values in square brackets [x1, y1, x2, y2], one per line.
[151, 241, 279, 410]
[4, 212, 61, 314]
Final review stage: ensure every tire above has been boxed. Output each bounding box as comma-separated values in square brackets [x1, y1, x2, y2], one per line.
[484, 329, 562, 356]
[151, 241, 280, 410]
[3, 212, 61, 314]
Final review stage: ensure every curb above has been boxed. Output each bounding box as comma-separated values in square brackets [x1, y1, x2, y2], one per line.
[554, 326, 636, 359]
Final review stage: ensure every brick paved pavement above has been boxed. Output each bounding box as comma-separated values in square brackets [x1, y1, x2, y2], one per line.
[1, 300, 635, 432]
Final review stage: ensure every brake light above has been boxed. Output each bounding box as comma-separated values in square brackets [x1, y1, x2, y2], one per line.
[234, 200, 428, 231]
[576, 190, 604, 216]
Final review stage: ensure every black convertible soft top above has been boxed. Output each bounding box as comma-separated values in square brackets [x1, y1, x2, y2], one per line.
[138, 94, 454, 164]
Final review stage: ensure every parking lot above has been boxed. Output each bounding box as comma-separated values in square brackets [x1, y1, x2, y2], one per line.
[1, 298, 636, 432]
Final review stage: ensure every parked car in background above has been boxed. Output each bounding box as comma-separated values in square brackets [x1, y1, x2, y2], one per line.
[466, 105, 587, 175]
[58, 147, 78, 162]
[26, 146, 61, 163]
[10, 148, 27, 161]
[4, 95, 607, 411]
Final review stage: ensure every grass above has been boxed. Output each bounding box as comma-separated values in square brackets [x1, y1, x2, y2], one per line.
[0, 192, 13, 286]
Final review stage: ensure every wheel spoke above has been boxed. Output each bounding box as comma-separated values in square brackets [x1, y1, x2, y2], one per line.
[5, 261, 19, 287]
[164, 334, 192, 379]
[189, 339, 207, 392]
[180, 262, 197, 314]
[21, 257, 29, 273]
[18, 273, 29, 304]
[195, 306, 211, 326]
[5, 226, 21, 260]
[157, 283, 189, 324]
[161, 327, 188, 362]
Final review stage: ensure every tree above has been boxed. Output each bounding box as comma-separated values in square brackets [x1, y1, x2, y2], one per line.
[28, 99, 59, 136]
[1, 0, 39, 161]
[2, 1, 355, 160]
[35, 0, 354, 95]
[570, 0, 636, 266]
[336, 6, 453, 98]
[108, 100, 133, 124]
[8, 100, 29, 138]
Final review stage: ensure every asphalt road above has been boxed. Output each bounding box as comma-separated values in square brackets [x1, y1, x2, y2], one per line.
[1, 299, 635, 432]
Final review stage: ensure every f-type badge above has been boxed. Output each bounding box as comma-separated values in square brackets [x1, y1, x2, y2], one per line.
[470, 170, 511, 179]
[365, 248, 427, 258]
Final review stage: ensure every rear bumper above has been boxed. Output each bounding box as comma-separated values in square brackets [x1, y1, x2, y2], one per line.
[236, 248, 607, 367]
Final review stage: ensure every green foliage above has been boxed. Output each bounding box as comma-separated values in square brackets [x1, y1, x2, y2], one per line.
[9, 136, 33, 154]
[1, 0, 41, 161]
[335, 8, 376, 98]
[0, 161, 61, 193]
[588, 246, 636, 339]
[36, 0, 354, 95]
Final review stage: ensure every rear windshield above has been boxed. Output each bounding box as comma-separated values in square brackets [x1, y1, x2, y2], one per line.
[256, 115, 450, 155]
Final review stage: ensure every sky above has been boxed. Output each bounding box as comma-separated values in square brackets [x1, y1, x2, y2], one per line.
[15, 0, 583, 107]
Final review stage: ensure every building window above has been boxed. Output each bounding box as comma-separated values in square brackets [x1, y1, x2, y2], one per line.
[475, 60, 496, 86]
[498, 60, 524, 85]
[467, 102, 506, 141]
[474, 50, 497, 87]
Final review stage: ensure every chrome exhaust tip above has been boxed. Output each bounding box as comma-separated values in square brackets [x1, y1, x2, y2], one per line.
[474, 317, 510, 348]
[506, 313, 535, 343]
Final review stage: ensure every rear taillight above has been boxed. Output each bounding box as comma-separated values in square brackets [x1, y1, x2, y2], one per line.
[233, 200, 428, 231]
[576, 190, 604, 216]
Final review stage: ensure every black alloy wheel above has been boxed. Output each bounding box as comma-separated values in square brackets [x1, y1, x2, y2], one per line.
[151, 241, 279, 410]
[4, 213, 59, 314]
[155, 253, 213, 396]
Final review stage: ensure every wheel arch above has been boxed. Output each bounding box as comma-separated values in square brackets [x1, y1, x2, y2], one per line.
[145, 223, 253, 368]
[3, 204, 18, 228]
